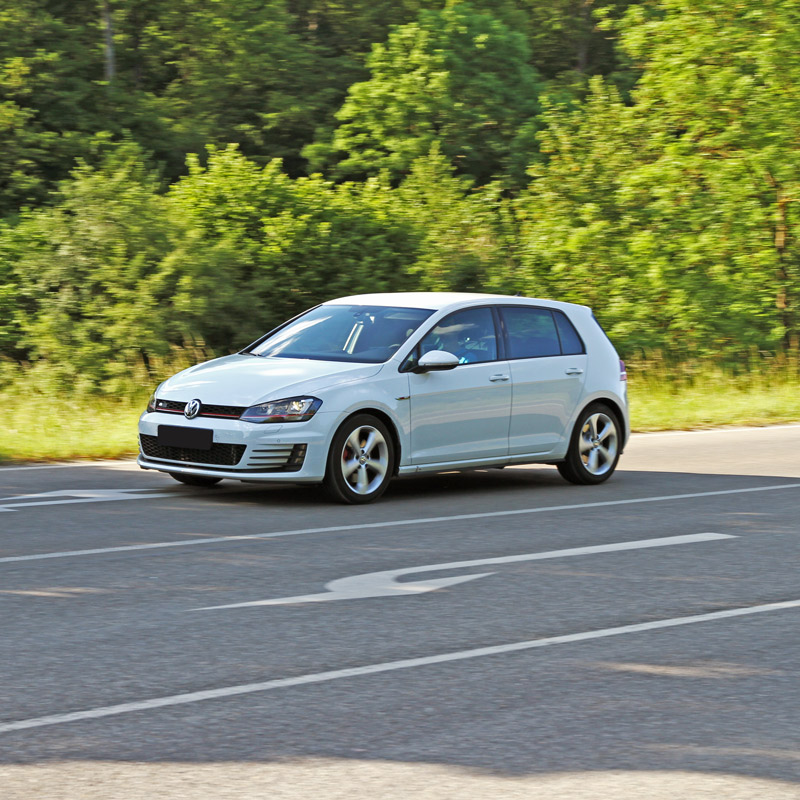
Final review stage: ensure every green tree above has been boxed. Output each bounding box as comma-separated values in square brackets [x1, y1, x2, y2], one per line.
[312, 1, 542, 186]
[0, 1, 104, 215]
[512, 0, 637, 79]
[7, 141, 179, 389]
[515, 80, 653, 353]
[620, 0, 800, 353]
[516, 0, 800, 361]
[0, 221, 24, 359]
[389, 146, 513, 292]
[168, 146, 421, 349]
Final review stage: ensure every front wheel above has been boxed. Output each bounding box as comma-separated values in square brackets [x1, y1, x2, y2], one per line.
[557, 404, 621, 485]
[324, 414, 395, 504]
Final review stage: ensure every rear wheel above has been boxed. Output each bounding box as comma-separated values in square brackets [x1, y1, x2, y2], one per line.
[557, 404, 621, 485]
[169, 473, 223, 487]
[324, 414, 395, 504]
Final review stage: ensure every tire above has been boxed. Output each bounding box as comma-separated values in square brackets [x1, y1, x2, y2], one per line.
[324, 414, 395, 504]
[557, 404, 621, 485]
[169, 473, 223, 487]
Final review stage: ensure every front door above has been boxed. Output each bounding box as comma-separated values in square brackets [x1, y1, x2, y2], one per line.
[408, 307, 511, 465]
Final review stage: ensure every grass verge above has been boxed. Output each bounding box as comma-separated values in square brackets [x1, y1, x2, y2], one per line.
[0, 392, 147, 463]
[628, 365, 800, 431]
[1, 368, 799, 463]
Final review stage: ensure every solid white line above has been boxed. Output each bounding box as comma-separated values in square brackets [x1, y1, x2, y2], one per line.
[632, 424, 800, 438]
[2, 597, 798, 735]
[0, 460, 139, 473]
[1, 482, 798, 565]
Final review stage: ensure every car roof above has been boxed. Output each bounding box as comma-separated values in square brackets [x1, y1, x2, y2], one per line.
[324, 292, 588, 313]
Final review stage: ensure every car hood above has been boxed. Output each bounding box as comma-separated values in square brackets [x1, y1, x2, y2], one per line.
[158, 354, 384, 407]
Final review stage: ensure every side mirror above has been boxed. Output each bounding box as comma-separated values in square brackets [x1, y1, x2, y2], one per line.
[415, 350, 459, 373]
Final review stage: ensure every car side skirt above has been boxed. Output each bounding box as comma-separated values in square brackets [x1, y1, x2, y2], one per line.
[397, 450, 568, 475]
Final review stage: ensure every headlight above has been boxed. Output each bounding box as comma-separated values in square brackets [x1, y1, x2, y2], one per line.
[240, 396, 322, 424]
[146, 391, 157, 413]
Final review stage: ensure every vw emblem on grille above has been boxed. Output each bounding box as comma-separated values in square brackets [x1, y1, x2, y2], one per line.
[184, 399, 202, 419]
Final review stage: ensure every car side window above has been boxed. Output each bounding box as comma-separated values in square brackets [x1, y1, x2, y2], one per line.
[417, 307, 498, 365]
[501, 307, 561, 358]
[553, 310, 585, 355]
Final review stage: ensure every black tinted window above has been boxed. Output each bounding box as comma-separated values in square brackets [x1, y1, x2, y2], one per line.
[418, 307, 498, 365]
[501, 307, 561, 358]
[554, 310, 584, 355]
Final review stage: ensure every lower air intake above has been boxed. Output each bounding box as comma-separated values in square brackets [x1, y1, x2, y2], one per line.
[245, 444, 307, 472]
[140, 435, 245, 466]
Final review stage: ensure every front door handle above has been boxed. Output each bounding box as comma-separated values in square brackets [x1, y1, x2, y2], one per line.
[489, 374, 510, 382]
[565, 367, 584, 375]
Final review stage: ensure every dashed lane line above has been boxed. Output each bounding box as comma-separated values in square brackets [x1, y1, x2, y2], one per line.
[1, 482, 799, 565]
[1, 597, 799, 735]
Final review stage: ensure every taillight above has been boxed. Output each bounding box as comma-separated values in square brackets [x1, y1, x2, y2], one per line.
[619, 359, 627, 381]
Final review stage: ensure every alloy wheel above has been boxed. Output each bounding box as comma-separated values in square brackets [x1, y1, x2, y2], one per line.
[578, 412, 618, 476]
[340, 425, 390, 496]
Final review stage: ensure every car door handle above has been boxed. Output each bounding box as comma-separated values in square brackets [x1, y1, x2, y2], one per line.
[489, 374, 510, 382]
[565, 367, 584, 375]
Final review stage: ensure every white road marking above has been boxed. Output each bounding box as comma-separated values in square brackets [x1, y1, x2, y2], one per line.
[197, 533, 734, 610]
[0, 460, 139, 472]
[0, 482, 798, 565]
[0, 488, 172, 512]
[1, 597, 798, 735]
[631, 424, 800, 438]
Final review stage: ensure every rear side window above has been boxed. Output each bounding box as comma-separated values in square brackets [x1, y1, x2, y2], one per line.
[501, 307, 561, 358]
[553, 310, 585, 355]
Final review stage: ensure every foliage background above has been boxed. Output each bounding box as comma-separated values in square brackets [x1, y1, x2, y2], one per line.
[1, 0, 799, 404]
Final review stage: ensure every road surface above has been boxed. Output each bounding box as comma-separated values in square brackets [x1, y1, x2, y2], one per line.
[1, 426, 799, 798]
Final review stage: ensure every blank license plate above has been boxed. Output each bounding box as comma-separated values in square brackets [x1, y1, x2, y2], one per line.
[157, 425, 213, 450]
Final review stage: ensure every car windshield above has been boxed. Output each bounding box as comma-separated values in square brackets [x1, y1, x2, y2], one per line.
[248, 304, 434, 363]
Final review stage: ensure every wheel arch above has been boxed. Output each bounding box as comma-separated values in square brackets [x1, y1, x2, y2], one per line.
[336, 407, 403, 475]
[576, 395, 628, 453]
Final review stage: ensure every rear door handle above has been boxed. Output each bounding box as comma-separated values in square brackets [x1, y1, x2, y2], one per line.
[565, 367, 584, 375]
[489, 374, 510, 382]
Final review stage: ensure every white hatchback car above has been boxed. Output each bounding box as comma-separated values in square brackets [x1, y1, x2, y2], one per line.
[138, 292, 628, 503]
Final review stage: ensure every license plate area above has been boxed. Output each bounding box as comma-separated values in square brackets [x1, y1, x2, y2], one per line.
[157, 425, 213, 451]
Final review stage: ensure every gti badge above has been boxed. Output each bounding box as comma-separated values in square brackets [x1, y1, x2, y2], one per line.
[184, 399, 202, 419]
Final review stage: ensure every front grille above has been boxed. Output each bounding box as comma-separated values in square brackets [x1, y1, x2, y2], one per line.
[199, 403, 246, 418]
[154, 399, 185, 414]
[140, 434, 245, 466]
[153, 399, 246, 419]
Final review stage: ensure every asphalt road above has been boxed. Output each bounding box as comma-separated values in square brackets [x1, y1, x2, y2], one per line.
[1, 426, 800, 799]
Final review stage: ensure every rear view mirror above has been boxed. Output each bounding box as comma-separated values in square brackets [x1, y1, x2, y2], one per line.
[415, 350, 459, 372]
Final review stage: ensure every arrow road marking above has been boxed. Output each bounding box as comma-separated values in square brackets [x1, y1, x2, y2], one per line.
[0, 488, 172, 512]
[195, 532, 735, 610]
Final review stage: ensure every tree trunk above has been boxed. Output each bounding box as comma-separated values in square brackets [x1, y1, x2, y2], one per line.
[774, 188, 798, 352]
[102, 0, 116, 83]
[576, 0, 594, 73]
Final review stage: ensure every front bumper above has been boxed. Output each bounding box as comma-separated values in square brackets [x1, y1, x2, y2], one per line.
[137, 410, 336, 483]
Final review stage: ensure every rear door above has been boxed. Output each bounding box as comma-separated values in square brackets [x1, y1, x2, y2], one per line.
[407, 306, 511, 464]
[500, 306, 587, 455]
